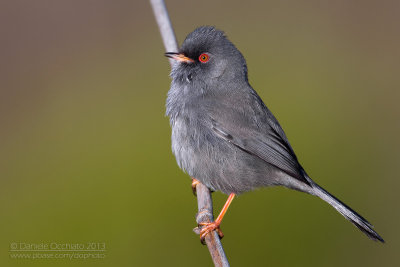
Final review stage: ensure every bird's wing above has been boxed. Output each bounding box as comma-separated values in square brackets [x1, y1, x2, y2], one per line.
[207, 96, 310, 186]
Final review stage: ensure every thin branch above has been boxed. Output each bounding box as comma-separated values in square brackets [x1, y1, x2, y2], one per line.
[149, 0, 178, 66]
[149, 0, 230, 266]
[193, 183, 230, 267]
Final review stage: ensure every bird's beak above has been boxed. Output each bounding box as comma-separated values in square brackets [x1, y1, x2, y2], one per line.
[165, 52, 194, 63]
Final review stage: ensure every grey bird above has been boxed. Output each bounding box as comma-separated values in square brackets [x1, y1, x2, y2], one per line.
[165, 26, 384, 243]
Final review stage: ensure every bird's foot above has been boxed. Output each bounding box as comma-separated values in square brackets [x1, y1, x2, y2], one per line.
[199, 221, 224, 244]
[191, 178, 200, 195]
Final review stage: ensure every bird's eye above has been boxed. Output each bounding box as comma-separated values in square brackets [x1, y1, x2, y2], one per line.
[199, 53, 210, 63]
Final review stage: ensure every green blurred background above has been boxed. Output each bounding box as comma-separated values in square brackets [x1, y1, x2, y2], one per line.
[1, 0, 399, 266]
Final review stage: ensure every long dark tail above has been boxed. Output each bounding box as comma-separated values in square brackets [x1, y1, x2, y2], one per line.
[307, 178, 384, 242]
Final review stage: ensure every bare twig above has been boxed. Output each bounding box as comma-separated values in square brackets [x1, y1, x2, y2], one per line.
[149, 0, 230, 266]
[193, 183, 230, 267]
[149, 0, 178, 66]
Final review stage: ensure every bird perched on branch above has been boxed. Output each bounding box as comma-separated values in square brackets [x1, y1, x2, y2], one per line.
[165, 26, 384, 243]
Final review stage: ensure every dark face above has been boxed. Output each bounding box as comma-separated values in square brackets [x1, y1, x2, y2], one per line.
[166, 26, 248, 86]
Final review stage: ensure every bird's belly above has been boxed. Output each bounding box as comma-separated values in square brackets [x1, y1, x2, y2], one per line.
[171, 118, 281, 194]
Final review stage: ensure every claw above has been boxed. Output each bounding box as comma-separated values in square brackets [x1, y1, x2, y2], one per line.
[191, 178, 200, 195]
[199, 221, 224, 243]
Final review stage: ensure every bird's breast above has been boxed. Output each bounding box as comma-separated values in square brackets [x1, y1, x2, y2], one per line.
[170, 113, 208, 174]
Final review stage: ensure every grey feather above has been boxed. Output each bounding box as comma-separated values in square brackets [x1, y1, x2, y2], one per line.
[165, 26, 384, 242]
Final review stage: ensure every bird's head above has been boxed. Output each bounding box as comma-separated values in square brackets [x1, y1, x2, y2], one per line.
[165, 26, 248, 85]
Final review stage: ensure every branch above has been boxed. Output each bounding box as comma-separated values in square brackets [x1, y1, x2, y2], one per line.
[149, 0, 178, 65]
[193, 183, 230, 267]
[149, 1, 230, 266]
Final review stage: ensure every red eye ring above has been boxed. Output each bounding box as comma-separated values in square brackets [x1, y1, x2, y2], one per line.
[199, 53, 210, 63]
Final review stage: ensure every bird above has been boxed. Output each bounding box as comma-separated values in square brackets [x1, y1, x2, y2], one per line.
[164, 26, 384, 243]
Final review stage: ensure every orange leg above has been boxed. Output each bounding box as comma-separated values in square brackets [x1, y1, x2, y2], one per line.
[191, 178, 200, 195]
[199, 193, 235, 241]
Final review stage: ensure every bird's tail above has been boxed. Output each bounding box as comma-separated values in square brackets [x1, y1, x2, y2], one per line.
[306, 177, 384, 242]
